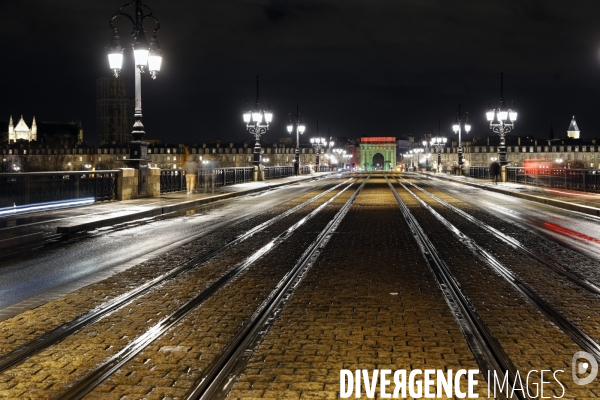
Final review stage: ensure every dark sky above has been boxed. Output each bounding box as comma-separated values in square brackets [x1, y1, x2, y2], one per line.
[2, 0, 600, 145]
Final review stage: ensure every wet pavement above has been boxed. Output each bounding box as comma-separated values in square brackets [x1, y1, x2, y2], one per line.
[0, 172, 331, 241]
[0, 173, 599, 398]
[427, 171, 600, 212]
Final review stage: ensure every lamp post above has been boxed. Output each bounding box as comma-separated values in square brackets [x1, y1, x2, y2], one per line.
[422, 140, 430, 171]
[331, 148, 341, 170]
[243, 76, 273, 171]
[486, 73, 517, 166]
[335, 149, 348, 170]
[452, 104, 471, 170]
[404, 153, 412, 170]
[430, 137, 447, 172]
[328, 140, 335, 171]
[287, 105, 306, 176]
[412, 148, 423, 169]
[107, 0, 163, 195]
[310, 137, 326, 172]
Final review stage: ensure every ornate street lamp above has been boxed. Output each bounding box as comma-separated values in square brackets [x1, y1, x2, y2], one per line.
[406, 152, 415, 170]
[486, 73, 517, 166]
[422, 140, 431, 171]
[243, 76, 273, 170]
[332, 148, 346, 169]
[287, 105, 306, 176]
[430, 136, 447, 172]
[107, 0, 163, 195]
[413, 148, 423, 169]
[310, 137, 326, 172]
[344, 152, 351, 170]
[452, 104, 471, 169]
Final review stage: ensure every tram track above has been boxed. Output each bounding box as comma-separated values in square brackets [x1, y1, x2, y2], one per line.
[0, 176, 367, 399]
[56, 176, 368, 399]
[184, 176, 370, 400]
[2, 174, 596, 399]
[396, 175, 600, 355]
[0, 174, 335, 262]
[415, 172, 600, 264]
[384, 174, 523, 400]
[397, 175, 600, 296]
[0, 178, 354, 373]
[391, 175, 600, 364]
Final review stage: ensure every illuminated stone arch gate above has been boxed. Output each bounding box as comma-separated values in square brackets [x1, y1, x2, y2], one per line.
[359, 137, 397, 171]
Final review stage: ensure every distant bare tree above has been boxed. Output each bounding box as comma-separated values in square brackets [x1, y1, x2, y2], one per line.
[17, 153, 68, 172]
[0, 160, 12, 172]
[571, 160, 586, 169]
[96, 158, 124, 170]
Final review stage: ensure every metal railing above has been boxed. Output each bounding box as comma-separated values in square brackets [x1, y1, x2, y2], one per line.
[466, 166, 491, 179]
[160, 169, 186, 194]
[198, 167, 254, 191]
[506, 167, 600, 193]
[317, 165, 330, 172]
[264, 166, 294, 180]
[0, 170, 119, 208]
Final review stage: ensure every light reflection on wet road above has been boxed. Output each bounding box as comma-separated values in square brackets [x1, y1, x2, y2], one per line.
[0, 183, 325, 309]
[419, 177, 600, 261]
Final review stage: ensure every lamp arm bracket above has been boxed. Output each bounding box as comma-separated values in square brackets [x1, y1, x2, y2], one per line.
[143, 14, 160, 33]
[248, 126, 267, 136]
[117, 0, 136, 13]
[110, 13, 136, 35]
[140, 2, 154, 17]
[491, 125, 512, 135]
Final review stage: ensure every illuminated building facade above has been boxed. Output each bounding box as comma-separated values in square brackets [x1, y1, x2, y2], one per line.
[8, 115, 37, 142]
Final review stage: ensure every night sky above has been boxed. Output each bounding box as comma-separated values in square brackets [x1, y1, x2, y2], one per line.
[2, 0, 600, 145]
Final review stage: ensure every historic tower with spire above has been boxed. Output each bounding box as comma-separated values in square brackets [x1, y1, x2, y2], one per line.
[567, 115, 580, 139]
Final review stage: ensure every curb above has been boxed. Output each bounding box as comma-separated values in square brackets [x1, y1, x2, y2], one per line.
[56, 175, 327, 234]
[423, 173, 600, 217]
[0, 232, 44, 250]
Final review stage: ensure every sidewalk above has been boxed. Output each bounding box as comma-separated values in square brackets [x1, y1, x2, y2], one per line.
[420, 172, 600, 217]
[0, 172, 333, 246]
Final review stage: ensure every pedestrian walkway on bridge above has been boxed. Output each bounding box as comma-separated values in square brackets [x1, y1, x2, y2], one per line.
[0, 172, 332, 249]
[418, 171, 600, 217]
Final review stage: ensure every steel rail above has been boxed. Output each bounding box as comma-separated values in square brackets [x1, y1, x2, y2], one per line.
[398, 175, 600, 297]
[394, 177, 600, 364]
[57, 178, 360, 400]
[185, 175, 370, 400]
[0, 178, 353, 373]
[385, 175, 522, 400]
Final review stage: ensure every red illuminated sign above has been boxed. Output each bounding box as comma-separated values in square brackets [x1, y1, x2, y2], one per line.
[361, 137, 396, 143]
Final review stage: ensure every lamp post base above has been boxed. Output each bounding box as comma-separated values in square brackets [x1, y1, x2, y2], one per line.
[124, 140, 151, 197]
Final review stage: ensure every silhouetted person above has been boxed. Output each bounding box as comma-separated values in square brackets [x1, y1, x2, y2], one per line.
[490, 162, 501, 184]
[184, 159, 198, 193]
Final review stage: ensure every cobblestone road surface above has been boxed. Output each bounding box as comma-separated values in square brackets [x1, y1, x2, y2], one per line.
[227, 177, 487, 399]
[1, 174, 599, 399]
